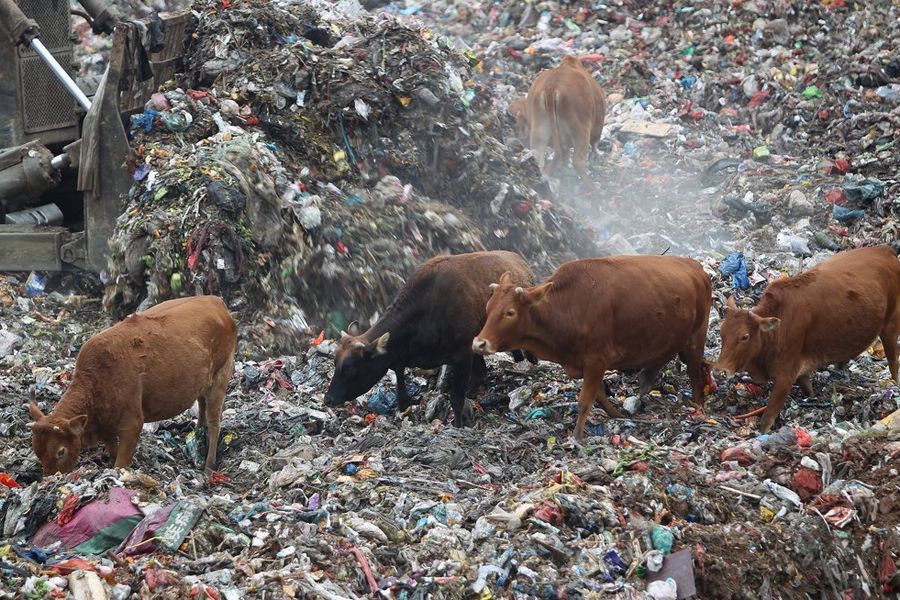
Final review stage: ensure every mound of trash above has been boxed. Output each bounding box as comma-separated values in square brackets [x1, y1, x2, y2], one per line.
[101, 0, 598, 353]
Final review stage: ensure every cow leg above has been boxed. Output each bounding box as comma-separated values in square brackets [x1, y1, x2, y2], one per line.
[467, 354, 488, 397]
[572, 137, 594, 192]
[450, 356, 474, 428]
[511, 350, 525, 363]
[680, 350, 707, 410]
[575, 367, 622, 441]
[102, 435, 119, 467]
[638, 365, 663, 396]
[796, 374, 814, 398]
[202, 356, 232, 474]
[395, 367, 412, 410]
[113, 417, 144, 470]
[880, 327, 899, 382]
[547, 148, 566, 176]
[197, 398, 207, 428]
[758, 375, 795, 433]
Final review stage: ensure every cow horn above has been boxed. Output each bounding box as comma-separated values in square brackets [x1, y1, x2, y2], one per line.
[26, 422, 35, 429]
[489, 283, 499, 291]
[340, 330, 350, 341]
[514, 286, 524, 297]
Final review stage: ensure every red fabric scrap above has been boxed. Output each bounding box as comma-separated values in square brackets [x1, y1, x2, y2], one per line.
[145, 568, 180, 591]
[791, 467, 822, 501]
[534, 500, 564, 526]
[748, 88, 771, 107]
[57, 493, 80, 526]
[833, 157, 852, 173]
[793, 428, 812, 447]
[825, 189, 847, 205]
[880, 545, 898, 592]
[47, 557, 97, 575]
[720, 447, 753, 466]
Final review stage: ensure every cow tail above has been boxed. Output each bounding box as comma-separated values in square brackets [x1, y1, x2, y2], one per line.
[547, 88, 562, 157]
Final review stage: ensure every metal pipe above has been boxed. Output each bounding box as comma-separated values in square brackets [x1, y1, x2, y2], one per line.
[29, 38, 92, 111]
[51, 153, 70, 171]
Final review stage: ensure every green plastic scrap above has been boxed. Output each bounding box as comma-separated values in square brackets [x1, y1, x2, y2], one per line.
[650, 524, 675, 554]
[157, 498, 208, 554]
[802, 85, 822, 99]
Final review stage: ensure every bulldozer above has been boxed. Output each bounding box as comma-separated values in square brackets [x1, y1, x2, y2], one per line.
[0, 0, 189, 274]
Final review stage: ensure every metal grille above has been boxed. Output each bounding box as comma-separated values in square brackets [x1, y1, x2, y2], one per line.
[16, 0, 72, 55]
[18, 51, 78, 133]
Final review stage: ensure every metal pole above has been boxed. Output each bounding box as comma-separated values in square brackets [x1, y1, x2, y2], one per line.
[51, 153, 70, 170]
[29, 38, 92, 111]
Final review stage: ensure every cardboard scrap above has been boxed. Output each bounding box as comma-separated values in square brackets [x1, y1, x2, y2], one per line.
[619, 119, 673, 137]
[646, 548, 697, 599]
[878, 407, 900, 428]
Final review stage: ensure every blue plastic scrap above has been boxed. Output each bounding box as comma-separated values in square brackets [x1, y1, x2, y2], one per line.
[841, 178, 885, 204]
[130, 108, 158, 133]
[719, 252, 750, 290]
[832, 205, 865, 222]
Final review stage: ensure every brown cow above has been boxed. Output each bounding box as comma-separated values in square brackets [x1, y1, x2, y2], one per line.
[716, 245, 900, 433]
[508, 54, 607, 185]
[472, 256, 712, 440]
[325, 251, 536, 427]
[27, 295, 236, 475]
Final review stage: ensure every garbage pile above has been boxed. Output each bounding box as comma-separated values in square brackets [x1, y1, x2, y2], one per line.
[4, 0, 900, 598]
[2, 266, 900, 598]
[379, 0, 899, 263]
[100, 0, 598, 354]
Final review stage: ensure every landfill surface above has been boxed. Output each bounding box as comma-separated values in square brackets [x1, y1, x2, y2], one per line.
[3, 0, 900, 598]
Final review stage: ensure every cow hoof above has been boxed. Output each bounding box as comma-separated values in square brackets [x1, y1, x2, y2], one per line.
[757, 418, 775, 434]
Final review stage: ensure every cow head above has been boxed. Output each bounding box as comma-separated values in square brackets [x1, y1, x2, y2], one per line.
[508, 98, 530, 143]
[27, 403, 87, 475]
[715, 296, 780, 377]
[324, 321, 392, 406]
[473, 272, 552, 355]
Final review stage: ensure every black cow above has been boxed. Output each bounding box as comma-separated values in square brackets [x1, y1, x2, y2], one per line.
[324, 251, 537, 426]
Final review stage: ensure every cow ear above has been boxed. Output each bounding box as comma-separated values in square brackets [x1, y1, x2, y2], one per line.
[372, 332, 390, 355]
[347, 321, 361, 336]
[28, 402, 45, 421]
[525, 282, 553, 304]
[498, 271, 513, 285]
[758, 317, 780, 333]
[68, 414, 88, 437]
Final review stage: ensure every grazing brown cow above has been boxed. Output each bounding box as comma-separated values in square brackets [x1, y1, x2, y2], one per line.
[508, 54, 607, 184]
[325, 251, 536, 426]
[473, 256, 712, 440]
[28, 295, 236, 475]
[716, 245, 900, 433]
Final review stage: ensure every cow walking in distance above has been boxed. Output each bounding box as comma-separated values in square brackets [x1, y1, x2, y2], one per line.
[508, 54, 607, 188]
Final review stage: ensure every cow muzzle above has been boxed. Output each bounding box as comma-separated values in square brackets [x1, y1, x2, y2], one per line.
[713, 362, 734, 379]
[472, 337, 495, 355]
